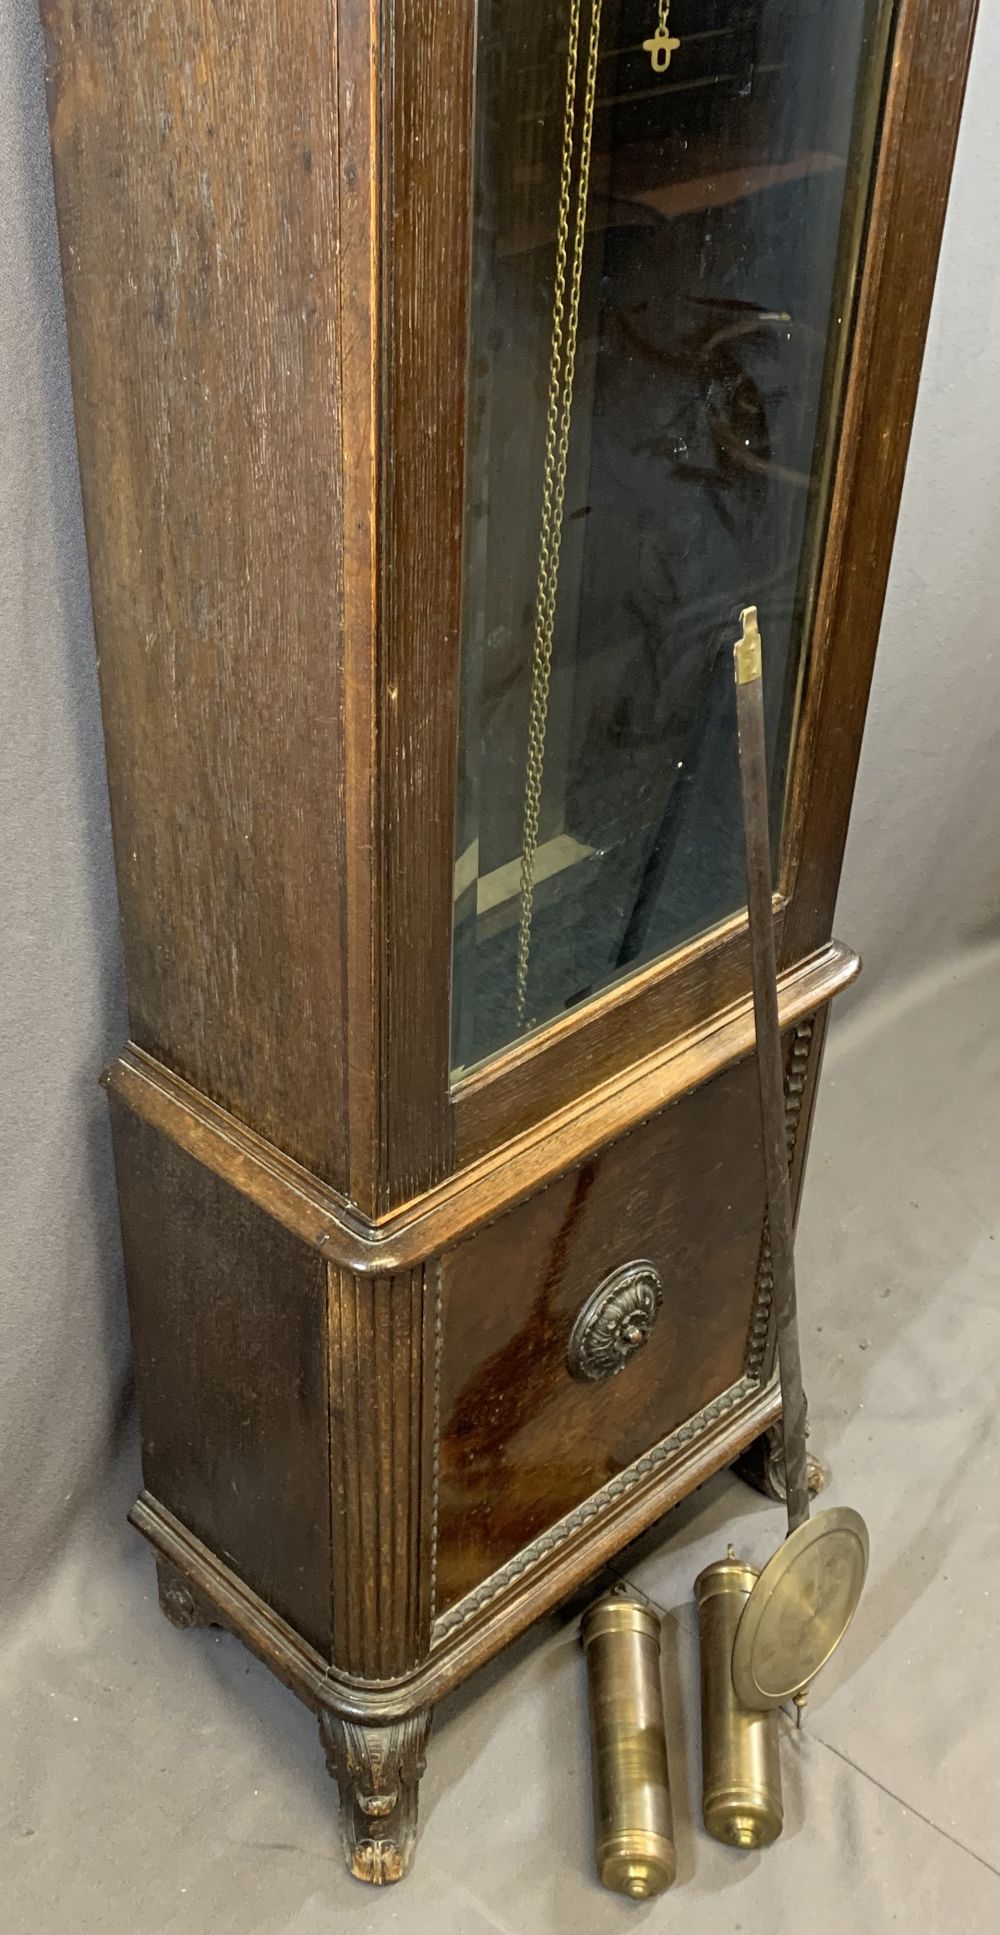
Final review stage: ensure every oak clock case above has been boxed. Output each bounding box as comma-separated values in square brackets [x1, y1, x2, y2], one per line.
[41, 0, 975, 1892]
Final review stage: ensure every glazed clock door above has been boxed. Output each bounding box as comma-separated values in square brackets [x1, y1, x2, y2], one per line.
[450, 0, 895, 1076]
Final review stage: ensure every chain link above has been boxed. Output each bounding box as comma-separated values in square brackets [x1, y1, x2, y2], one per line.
[515, 0, 604, 1030]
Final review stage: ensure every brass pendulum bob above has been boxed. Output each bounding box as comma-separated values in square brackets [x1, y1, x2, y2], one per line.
[581, 1593, 677, 1899]
[697, 609, 870, 1846]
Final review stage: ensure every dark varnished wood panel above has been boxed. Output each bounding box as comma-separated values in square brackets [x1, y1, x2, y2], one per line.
[105, 944, 854, 1273]
[42, 4, 349, 1187]
[336, 0, 382, 1216]
[436, 1055, 771, 1611]
[777, 0, 977, 963]
[109, 1096, 332, 1658]
[328, 1263, 439, 1679]
[41, 0, 977, 1212]
[377, 0, 475, 1207]
[131, 1373, 783, 1721]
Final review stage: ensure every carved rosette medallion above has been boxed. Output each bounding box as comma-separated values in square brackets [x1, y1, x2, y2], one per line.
[567, 1260, 664, 1383]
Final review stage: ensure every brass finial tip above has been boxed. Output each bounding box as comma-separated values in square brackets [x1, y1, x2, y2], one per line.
[727, 1816, 761, 1850]
[603, 1854, 673, 1900]
[733, 606, 762, 684]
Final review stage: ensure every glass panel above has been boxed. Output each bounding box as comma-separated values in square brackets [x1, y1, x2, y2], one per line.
[451, 0, 893, 1075]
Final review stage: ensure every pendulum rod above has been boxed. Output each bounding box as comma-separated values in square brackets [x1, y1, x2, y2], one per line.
[733, 608, 811, 1535]
[695, 609, 870, 1739]
[515, 0, 604, 1031]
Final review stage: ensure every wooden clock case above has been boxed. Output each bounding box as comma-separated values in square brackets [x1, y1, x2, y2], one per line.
[40, 0, 976, 1886]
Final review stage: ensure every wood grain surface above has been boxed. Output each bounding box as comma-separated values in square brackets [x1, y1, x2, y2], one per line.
[328, 1261, 439, 1677]
[104, 942, 857, 1272]
[42, 4, 350, 1187]
[110, 1096, 332, 1658]
[436, 1053, 770, 1609]
[41, 0, 979, 1218]
[780, 0, 980, 965]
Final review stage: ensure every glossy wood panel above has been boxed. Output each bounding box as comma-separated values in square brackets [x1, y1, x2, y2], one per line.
[436, 1054, 771, 1610]
[131, 1371, 783, 1722]
[109, 1097, 332, 1658]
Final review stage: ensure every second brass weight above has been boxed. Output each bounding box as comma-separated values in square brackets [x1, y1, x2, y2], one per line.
[695, 1552, 783, 1850]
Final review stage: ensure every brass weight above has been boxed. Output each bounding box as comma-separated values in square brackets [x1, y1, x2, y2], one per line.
[581, 1595, 676, 1899]
[695, 1555, 783, 1850]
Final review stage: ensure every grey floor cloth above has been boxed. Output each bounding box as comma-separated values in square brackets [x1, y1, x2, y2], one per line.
[3, 944, 1000, 1933]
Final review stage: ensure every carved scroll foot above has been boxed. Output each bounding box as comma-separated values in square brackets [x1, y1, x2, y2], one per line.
[320, 1710, 432, 1886]
[734, 1421, 828, 1504]
[155, 1555, 217, 1630]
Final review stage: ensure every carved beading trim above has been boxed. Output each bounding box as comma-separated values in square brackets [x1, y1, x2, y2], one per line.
[746, 1017, 816, 1381]
[428, 1258, 443, 1622]
[433, 1374, 759, 1639]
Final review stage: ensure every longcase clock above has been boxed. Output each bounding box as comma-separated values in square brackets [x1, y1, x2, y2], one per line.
[40, 0, 976, 1886]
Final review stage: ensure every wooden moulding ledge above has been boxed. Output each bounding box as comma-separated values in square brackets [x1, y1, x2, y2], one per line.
[105, 939, 859, 1276]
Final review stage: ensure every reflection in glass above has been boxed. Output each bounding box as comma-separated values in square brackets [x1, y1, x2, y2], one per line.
[452, 0, 893, 1074]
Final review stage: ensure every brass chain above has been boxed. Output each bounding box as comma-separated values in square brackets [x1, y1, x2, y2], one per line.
[515, 0, 604, 1030]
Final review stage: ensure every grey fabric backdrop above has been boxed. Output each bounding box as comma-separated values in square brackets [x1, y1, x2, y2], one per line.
[2, 0, 998, 1624]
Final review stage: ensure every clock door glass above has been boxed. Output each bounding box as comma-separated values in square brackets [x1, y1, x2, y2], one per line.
[451, 0, 894, 1075]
